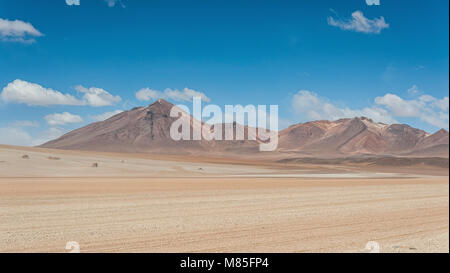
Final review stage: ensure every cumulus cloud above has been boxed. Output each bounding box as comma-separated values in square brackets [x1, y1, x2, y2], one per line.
[365, 0, 380, 5]
[327, 10, 389, 34]
[135, 87, 211, 103]
[104, 0, 125, 7]
[65, 0, 80, 5]
[0, 126, 67, 146]
[292, 88, 449, 129]
[375, 92, 449, 128]
[374, 94, 421, 117]
[105, 0, 117, 7]
[432, 96, 449, 112]
[407, 85, 421, 96]
[91, 110, 123, 121]
[12, 120, 39, 127]
[292, 90, 397, 124]
[1, 79, 82, 106]
[45, 112, 83, 126]
[75, 85, 122, 107]
[1, 80, 122, 107]
[0, 127, 34, 146]
[32, 127, 67, 146]
[164, 88, 211, 103]
[135, 88, 160, 101]
[0, 18, 43, 43]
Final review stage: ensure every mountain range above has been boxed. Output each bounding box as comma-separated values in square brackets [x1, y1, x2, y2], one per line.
[40, 99, 449, 158]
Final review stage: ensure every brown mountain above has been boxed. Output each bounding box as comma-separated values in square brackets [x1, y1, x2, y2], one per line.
[42, 99, 202, 154]
[41, 99, 263, 155]
[40, 99, 449, 158]
[279, 117, 448, 157]
[408, 129, 449, 157]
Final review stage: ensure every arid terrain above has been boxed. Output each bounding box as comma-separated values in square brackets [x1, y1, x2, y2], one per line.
[0, 145, 448, 253]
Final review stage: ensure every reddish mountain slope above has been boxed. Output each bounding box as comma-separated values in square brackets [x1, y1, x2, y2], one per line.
[279, 117, 446, 157]
[408, 129, 449, 157]
[42, 100, 204, 154]
[41, 99, 264, 154]
[41, 99, 449, 158]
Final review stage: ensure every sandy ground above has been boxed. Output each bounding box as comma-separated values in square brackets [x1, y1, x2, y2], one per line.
[0, 145, 448, 253]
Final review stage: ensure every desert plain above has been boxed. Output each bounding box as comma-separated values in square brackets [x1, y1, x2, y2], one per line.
[0, 144, 448, 253]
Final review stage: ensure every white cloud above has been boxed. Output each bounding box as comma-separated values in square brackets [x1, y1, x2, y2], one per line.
[1, 79, 82, 106]
[407, 85, 421, 96]
[164, 88, 211, 103]
[135, 88, 160, 101]
[365, 0, 380, 5]
[32, 127, 67, 146]
[0, 18, 43, 43]
[135, 87, 211, 103]
[374, 93, 421, 117]
[375, 92, 449, 129]
[291, 88, 449, 130]
[75, 85, 122, 107]
[65, 0, 80, 5]
[105, 0, 116, 7]
[1, 80, 122, 108]
[91, 110, 123, 121]
[104, 0, 124, 7]
[433, 97, 449, 112]
[0, 126, 67, 146]
[292, 90, 397, 124]
[327, 10, 389, 34]
[12, 120, 39, 127]
[45, 112, 83, 126]
[0, 127, 33, 146]
[418, 95, 449, 112]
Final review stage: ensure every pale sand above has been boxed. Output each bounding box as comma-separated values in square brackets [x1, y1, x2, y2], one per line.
[0, 145, 448, 253]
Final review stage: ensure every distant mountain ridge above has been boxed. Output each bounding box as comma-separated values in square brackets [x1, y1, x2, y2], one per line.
[40, 99, 449, 158]
[279, 117, 448, 157]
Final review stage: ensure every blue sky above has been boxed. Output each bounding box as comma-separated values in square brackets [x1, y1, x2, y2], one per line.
[0, 0, 448, 146]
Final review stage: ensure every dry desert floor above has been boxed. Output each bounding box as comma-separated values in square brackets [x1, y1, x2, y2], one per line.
[0, 145, 448, 253]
